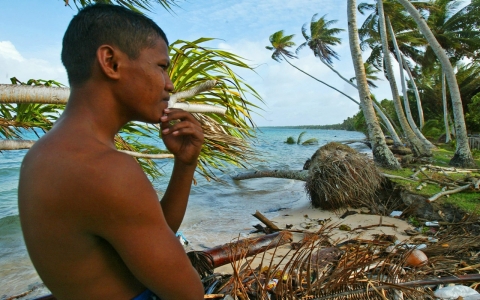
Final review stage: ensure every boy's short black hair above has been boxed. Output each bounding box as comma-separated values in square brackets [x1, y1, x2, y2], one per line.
[61, 4, 168, 86]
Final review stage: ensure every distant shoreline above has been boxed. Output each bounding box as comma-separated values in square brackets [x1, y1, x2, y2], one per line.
[258, 126, 358, 131]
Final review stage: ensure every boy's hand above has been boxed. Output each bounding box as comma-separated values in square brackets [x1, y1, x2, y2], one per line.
[160, 108, 204, 165]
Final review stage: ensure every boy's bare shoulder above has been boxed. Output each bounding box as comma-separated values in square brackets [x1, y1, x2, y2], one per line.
[20, 129, 158, 216]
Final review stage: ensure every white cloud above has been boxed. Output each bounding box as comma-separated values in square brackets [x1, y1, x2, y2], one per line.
[0, 41, 67, 85]
[0, 41, 24, 62]
[213, 38, 362, 126]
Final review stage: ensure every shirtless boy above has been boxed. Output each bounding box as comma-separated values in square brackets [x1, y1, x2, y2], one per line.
[18, 4, 204, 299]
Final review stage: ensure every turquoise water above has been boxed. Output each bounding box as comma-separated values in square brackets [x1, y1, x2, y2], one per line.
[0, 127, 367, 298]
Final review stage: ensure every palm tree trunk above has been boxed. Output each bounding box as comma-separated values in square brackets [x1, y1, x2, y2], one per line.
[386, 17, 435, 149]
[377, 0, 431, 157]
[317, 50, 358, 90]
[231, 169, 309, 181]
[0, 84, 225, 114]
[395, 0, 476, 167]
[442, 72, 452, 143]
[401, 53, 424, 130]
[347, 0, 401, 169]
[283, 54, 403, 146]
[0, 139, 35, 150]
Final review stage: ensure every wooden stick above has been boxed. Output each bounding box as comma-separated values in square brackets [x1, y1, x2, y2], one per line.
[252, 210, 280, 231]
[427, 184, 471, 202]
[200, 231, 293, 268]
[382, 173, 418, 182]
[204, 294, 225, 299]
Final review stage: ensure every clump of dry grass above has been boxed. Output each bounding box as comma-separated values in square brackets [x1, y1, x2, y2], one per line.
[304, 142, 384, 210]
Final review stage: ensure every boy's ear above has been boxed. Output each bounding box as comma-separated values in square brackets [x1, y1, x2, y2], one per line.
[96, 45, 122, 80]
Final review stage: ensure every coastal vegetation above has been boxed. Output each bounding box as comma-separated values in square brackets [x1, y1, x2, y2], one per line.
[267, 0, 480, 168]
[284, 131, 319, 145]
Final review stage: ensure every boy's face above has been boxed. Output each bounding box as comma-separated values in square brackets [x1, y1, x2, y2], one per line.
[117, 37, 174, 123]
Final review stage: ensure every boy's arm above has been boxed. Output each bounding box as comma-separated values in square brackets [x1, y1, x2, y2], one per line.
[159, 108, 204, 232]
[90, 154, 204, 300]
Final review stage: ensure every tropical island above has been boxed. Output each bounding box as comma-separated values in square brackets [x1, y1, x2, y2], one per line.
[0, 0, 479, 299]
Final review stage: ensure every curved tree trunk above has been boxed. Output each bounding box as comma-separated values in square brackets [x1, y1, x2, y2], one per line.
[0, 84, 225, 114]
[401, 54, 424, 130]
[231, 169, 309, 181]
[0, 139, 174, 159]
[386, 17, 435, 149]
[395, 0, 475, 167]
[284, 54, 403, 146]
[347, 0, 401, 169]
[377, 0, 431, 157]
[442, 72, 452, 143]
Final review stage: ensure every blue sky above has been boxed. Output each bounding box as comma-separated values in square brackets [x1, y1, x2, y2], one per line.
[0, 0, 396, 126]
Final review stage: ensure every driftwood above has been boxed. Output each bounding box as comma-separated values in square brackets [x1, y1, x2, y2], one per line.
[252, 210, 280, 231]
[382, 173, 418, 182]
[231, 170, 309, 181]
[428, 184, 472, 202]
[187, 231, 293, 278]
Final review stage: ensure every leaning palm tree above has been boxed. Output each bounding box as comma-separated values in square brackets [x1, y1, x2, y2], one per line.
[267, 31, 403, 147]
[386, 16, 432, 142]
[348, 0, 401, 169]
[297, 14, 349, 82]
[376, 1, 433, 156]
[396, 0, 476, 167]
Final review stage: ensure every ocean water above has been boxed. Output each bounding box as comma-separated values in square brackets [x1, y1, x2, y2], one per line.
[0, 127, 367, 298]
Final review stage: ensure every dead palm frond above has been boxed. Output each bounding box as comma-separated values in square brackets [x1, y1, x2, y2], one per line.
[201, 222, 439, 299]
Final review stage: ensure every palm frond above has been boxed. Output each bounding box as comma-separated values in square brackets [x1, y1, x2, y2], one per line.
[168, 38, 262, 180]
[297, 131, 307, 145]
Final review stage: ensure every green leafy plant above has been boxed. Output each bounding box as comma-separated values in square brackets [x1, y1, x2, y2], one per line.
[284, 131, 318, 145]
[285, 136, 295, 144]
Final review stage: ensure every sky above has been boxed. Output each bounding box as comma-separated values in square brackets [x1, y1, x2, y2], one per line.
[0, 0, 398, 126]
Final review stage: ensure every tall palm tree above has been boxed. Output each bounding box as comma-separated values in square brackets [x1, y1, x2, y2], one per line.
[293, 14, 404, 146]
[297, 14, 356, 87]
[385, 15, 435, 150]
[348, 0, 401, 169]
[266, 31, 403, 146]
[396, 0, 476, 168]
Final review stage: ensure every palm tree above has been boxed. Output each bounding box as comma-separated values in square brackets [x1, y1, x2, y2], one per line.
[295, 14, 406, 147]
[266, 30, 403, 146]
[297, 14, 352, 83]
[396, 0, 476, 167]
[347, 0, 401, 169]
[358, 0, 430, 131]
[385, 15, 435, 150]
